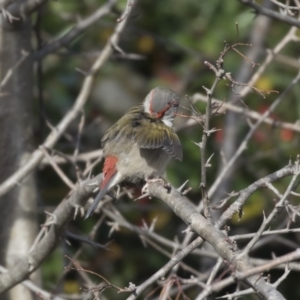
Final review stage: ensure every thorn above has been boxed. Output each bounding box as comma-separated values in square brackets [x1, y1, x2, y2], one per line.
[134, 191, 150, 201]
[41, 211, 57, 229]
[182, 187, 192, 195]
[177, 180, 189, 193]
[73, 204, 85, 220]
[192, 141, 202, 148]
[182, 226, 193, 234]
[149, 217, 157, 232]
[75, 68, 88, 76]
[205, 153, 215, 168]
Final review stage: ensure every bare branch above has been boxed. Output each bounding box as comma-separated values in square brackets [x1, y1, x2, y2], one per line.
[0, 266, 66, 300]
[240, 0, 300, 27]
[217, 164, 297, 228]
[207, 70, 300, 201]
[231, 227, 300, 241]
[240, 24, 299, 98]
[242, 163, 300, 255]
[200, 77, 221, 223]
[146, 182, 286, 299]
[0, 49, 29, 92]
[34, 0, 116, 60]
[269, 0, 300, 11]
[0, 0, 134, 198]
[0, 173, 101, 293]
[196, 249, 300, 300]
[126, 237, 203, 300]
[40, 146, 76, 190]
[194, 94, 300, 133]
[40, 149, 103, 166]
[1, 0, 48, 22]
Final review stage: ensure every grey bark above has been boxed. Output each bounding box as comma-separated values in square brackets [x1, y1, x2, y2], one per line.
[0, 13, 38, 300]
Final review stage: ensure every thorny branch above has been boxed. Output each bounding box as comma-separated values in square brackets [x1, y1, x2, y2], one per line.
[196, 249, 300, 300]
[34, 0, 116, 60]
[0, 0, 137, 294]
[198, 41, 261, 223]
[240, 0, 300, 28]
[0, 0, 134, 198]
[1, 1, 300, 299]
[194, 94, 300, 134]
[207, 70, 300, 202]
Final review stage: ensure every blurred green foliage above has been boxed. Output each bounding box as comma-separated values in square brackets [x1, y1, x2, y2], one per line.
[36, 0, 300, 298]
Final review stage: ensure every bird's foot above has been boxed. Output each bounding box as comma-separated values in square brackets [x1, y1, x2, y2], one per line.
[135, 178, 168, 201]
[142, 178, 165, 193]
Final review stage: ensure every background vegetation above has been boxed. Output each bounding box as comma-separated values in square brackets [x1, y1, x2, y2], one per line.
[0, 0, 300, 299]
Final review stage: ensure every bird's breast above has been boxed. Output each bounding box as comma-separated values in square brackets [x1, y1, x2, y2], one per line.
[116, 144, 170, 182]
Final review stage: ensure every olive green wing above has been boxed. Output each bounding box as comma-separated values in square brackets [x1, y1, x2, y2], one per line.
[101, 105, 143, 148]
[101, 106, 182, 161]
[132, 116, 183, 161]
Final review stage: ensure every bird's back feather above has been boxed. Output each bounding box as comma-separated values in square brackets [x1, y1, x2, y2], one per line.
[101, 105, 182, 161]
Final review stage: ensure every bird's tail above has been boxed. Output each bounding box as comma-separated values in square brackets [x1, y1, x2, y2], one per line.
[85, 172, 120, 219]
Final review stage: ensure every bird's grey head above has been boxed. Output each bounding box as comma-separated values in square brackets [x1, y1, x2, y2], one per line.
[143, 87, 180, 127]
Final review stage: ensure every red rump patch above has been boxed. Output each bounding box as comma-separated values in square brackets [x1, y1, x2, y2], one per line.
[101, 155, 118, 189]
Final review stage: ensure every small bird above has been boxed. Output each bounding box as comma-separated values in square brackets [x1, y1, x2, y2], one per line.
[85, 87, 182, 218]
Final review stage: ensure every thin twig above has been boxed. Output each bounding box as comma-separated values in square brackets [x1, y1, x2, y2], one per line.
[240, 0, 300, 28]
[34, 0, 116, 60]
[195, 248, 300, 300]
[200, 77, 221, 223]
[40, 146, 76, 190]
[0, 266, 66, 300]
[0, 0, 137, 292]
[0, 0, 131, 198]
[0, 50, 29, 92]
[125, 237, 203, 300]
[207, 70, 300, 203]
[242, 160, 300, 255]
[194, 94, 300, 133]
